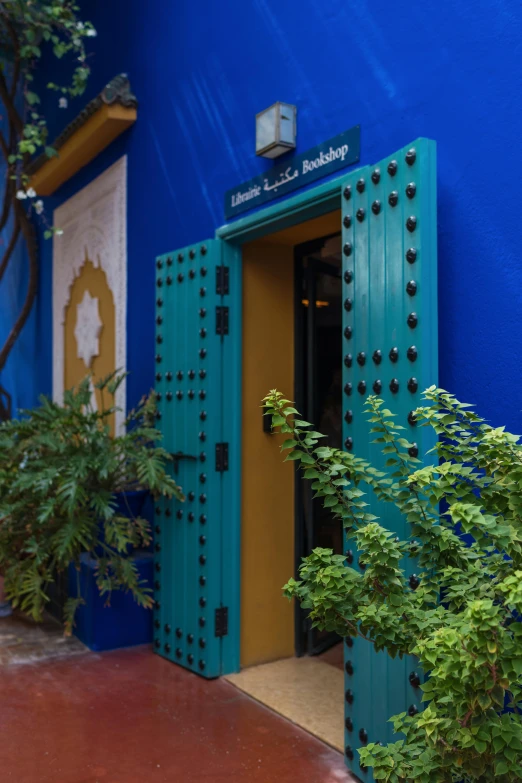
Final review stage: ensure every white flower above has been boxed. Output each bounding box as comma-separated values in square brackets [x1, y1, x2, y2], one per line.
[26, 187, 36, 198]
[59, 97, 68, 109]
[55, 228, 64, 236]
[34, 200, 44, 215]
[86, 28, 97, 37]
[76, 21, 84, 30]
[16, 190, 27, 200]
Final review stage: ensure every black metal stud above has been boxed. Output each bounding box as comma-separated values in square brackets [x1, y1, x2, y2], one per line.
[387, 160, 398, 176]
[344, 269, 353, 284]
[406, 280, 417, 296]
[343, 185, 352, 200]
[388, 190, 399, 207]
[359, 729, 368, 744]
[358, 381, 366, 395]
[345, 550, 354, 564]
[408, 704, 419, 717]
[344, 354, 353, 368]
[408, 410, 417, 426]
[408, 443, 419, 458]
[390, 378, 399, 394]
[407, 312, 418, 329]
[345, 689, 354, 704]
[343, 215, 352, 228]
[372, 349, 382, 365]
[406, 216, 417, 233]
[344, 326, 352, 340]
[409, 574, 420, 589]
[345, 660, 354, 676]
[406, 182, 416, 199]
[371, 200, 381, 215]
[356, 208, 365, 222]
[344, 410, 353, 423]
[408, 377, 418, 393]
[409, 671, 421, 688]
[389, 346, 399, 363]
[405, 148, 416, 166]
[371, 168, 381, 184]
[406, 247, 417, 264]
[373, 380, 382, 394]
[407, 345, 418, 361]
[357, 351, 366, 366]
[344, 298, 353, 312]
[344, 437, 353, 450]
[344, 383, 352, 396]
[345, 717, 353, 732]
[356, 178, 365, 193]
[345, 746, 354, 761]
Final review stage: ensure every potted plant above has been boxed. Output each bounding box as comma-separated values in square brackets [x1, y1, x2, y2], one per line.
[0, 371, 182, 646]
[265, 387, 522, 782]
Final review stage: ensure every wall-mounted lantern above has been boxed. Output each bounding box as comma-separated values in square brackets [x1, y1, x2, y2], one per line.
[255, 102, 296, 159]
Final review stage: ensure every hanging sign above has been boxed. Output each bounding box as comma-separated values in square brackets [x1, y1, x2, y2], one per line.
[224, 125, 360, 220]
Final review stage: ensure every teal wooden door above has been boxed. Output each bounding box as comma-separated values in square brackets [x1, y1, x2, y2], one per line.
[153, 239, 239, 678]
[341, 139, 438, 776]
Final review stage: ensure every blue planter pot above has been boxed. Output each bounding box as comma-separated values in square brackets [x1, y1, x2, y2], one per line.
[69, 489, 155, 651]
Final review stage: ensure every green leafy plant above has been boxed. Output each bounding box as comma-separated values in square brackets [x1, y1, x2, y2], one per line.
[264, 387, 522, 782]
[0, 373, 182, 633]
[0, 1, 95, 385]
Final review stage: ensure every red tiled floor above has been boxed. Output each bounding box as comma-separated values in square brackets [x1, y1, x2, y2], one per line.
[0, 645, 353, 782]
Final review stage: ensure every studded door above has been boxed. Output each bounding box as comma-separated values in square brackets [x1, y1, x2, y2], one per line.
[153, 239, 231, 678]
[341, 138, 438, 776]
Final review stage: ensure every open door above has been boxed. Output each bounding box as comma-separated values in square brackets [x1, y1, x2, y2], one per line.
[341, 139, 438, 775]
[153, 239, 238, 678]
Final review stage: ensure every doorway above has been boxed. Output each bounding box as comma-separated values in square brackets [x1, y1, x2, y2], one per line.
[295, 232, 343, 658]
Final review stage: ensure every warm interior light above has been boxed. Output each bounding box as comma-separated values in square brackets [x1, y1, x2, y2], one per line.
[302, 299, 330, 308]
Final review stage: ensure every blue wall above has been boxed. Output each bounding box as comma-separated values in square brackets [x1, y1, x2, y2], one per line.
[10, 0, 522, 429]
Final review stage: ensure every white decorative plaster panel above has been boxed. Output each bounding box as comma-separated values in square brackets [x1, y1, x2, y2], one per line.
[74, 290, 102, 368]
[53, 156, 127, 434]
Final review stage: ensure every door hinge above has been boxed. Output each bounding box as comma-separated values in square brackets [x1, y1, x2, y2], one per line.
[215, 442, 229, 472]
[215, 305, 229, 336]
[216, 265, 230, 295]
[215, 606, 229, 637]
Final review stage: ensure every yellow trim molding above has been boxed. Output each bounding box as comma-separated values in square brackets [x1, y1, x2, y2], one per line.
[31, 103, 136, 196]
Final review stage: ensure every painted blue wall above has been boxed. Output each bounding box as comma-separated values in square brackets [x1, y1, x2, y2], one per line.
[11, 0, 522, 428]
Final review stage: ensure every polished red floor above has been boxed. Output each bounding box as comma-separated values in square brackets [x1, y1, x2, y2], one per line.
[0, 646, 353, 782]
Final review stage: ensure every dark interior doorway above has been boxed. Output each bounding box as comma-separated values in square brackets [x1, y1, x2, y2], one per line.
[294, 232, 343, 657]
